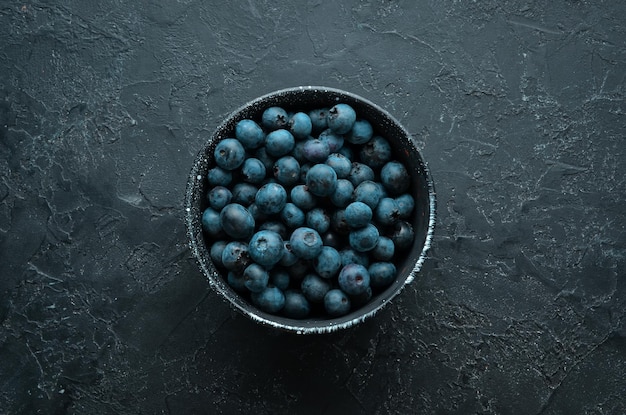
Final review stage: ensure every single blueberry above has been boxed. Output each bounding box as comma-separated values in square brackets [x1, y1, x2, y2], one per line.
[344, 201, 373, 229]
[375, 197, 401, 226]
[261, 106, 288, 130]
[220, 203, 255, 240]
[207, 185, 232, 211]
[255, 182, 287, 215]
[291, 140, 308, 163]
[327, 103, 356, 134]
[359, 135, 392, 169]
[227, 271, 247, 292]
[325, 153, 352, 179]
[302, 138, 330, 163]
[254, 146, 276, 172]
[273, 156, 300, 187]
[391, 220, 415, 251]
[241, 157, 267, 184]
[346, 119, 373, 145]
[235, 119, 265, 150]
[265, 129, 295, 158]
[349, 223, 380, 252]
[231, 183, 258, 206]
[288, 112, 313, 139]
[306, 164, 338, 197]
[305, 207, 330, 234]
[301, 273, 331, 303]
[339, 248, 370, 268]
[318, 129, 345, 153]
[280, 202, 306, 228]
[371, 236, 395, 261]
[313, 246, 342, 279]
[209, 240, 228, 269]
[324, 289, 351, 316]
[338, 263, 371, 296]
[247, 202, 268, 222]
[290, 184, 317, 211]
[381, 160, 410, 195]
[347, 162, 375, 187]
[329, 179, 354, 208]
[279, 241, 299, 267]
[353, 180, 384, 210]
[251, 286, 285, 314]
[248, 230, 284, 268]
[221, 241, 252, 272]
[270, 268, 291, 290]
[201, 207, 223, 237]
[330, 209, 350, 236]
[395, 193, 415, 219]
[258, 220, 288, 240]
[309, 107, 329, 133]
[283, 290, 311, 319]
[369, 262, 397, 288]
[243, 263, 270, 293]
[207, 166, 233, 187]
[289, 227, 323, 260]
[214, 138, 246, 170]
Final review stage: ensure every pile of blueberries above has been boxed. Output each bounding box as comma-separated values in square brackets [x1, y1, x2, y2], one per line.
[202, 102, 415, 319]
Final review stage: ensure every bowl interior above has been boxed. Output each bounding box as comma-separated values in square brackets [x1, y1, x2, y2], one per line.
[185, 86, 435, 334]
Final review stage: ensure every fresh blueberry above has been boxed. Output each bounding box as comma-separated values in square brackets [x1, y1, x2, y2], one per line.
[270, 268, 291, 290]
[324, 289, 351, 316]
[347, 162, 375, 187]
[221, 241, 252, 272]
[288, 112, 313, 139]
[368, 262, 397, 288]
[353, 180, 384, 210]
[290, 184, 317, 211]
[209, 240, 228, 269]
[207, 185, 232, 211]
[289, 227, 323, 260]
[301, 273, 331, 303]
[344, 201, 373, 229]
[339, 248, 370, 267]
[327, 103, 356, 134]
[214, 138, 246, 170]
[258, 220, 288, 240]
[273, 156, 300, 187]
[305, 207, 330, 234]
[280, 202, 306, 228]
[381, 160, 410, 195]
[220, 203, 255, 240]
[248, 230, 284, 268]
[303, 138, 330, 163]
[318, 129, 345, 153]
[313, 246, 342, 279]
[243, 263, 270, 292]
[261, 106, 288, 130]
[329, 179, 354, 208]
[375, 197, 401, 226]
[291, 140, 308, 163]
[254, 146, 276, 172]
[371, 236, 395, 261]
[346, 119, 373, 145]
[251, 286, 285, 313]
[309, 107, 329, 133]
[207, 166, 233, 187]
[235, 119, 265, 150]
[282, 290, 311, 319]
[359, 135, 392, 169]
[306, 164, 338, 197]
[349, 223, 380, 252]
[241, 157, 267, 184]
[325, 153, 352, 179]
[338, 263, 370, 296]
[265, 129, 295, 158]
[231, 182, 258, 206]
[201, 207, 223, 237]
[255, 182, 287, 215]
[227, 271, 247, 292]
[395, 193, 415, 219]
[391, 220, 415, 251]
[330, 208, 350, 236]
[279, 241, 299, 267]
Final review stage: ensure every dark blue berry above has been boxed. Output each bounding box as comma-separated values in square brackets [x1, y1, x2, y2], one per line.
[349, 223, 380, 252]
[391, 220, 415, 251]
[241, 157, 267, 184]
[214, 138, 246, 170]
[318, 129, 345, 153]
[254, 146, 276, 172]
[265, 129, 295, 158]
[251, 286, 285, 313]
[301, 273, 331, 303]
[243, 263, 270, 292]
[338, 263, 370, 296]
[248, 230, 284, 268]
[309, 107, 329, 133]
[331, 209, 350, 236]
[261, 106, 288, 130]
[255, 182, 287, 215]
[273, 156, 300, 187]
[340, 248, 370, 267]
[344, 201, 373, 229]
[290, 184, 317, 211]
[258, 220, 288, 240]
[313, 246, 342, 279]
[305, 207, 330, 234]
[325, 153, 352, 179]
[368, 262, 397, 288]
[288, 112, 313, 139]
[210, 240, 228, 268]
[235, 119, 265, 149]
[227, 271, 247, 292]
[353, 180, 384, 210]
[231, 183, 258, 206]
[280, 202, 306, 228]
[346, 119, 373, 145]
[327, 103, 356, 134]
[347, 162, 375, 187]
[372, 236, 395, 261]
[381, 160, 410, 195]
[220, 203, 255, 240]
[247, 202, 268, 222]
[207, 186, 232, 210]
[221, 241, 251, 272]
[375, 197, 401, 226]
[395, 193, 415, 219]
[359, 135, 392, 169]
[306, 164, 338, 197]
[303, 138, 330, 163]
[207, 166, 233, 187]
[202, 207, 223, 237]
[283, 290, 311, 319]
[271, 269, 291, 290]
[279, 241, 298, 267]
[329, 179, 354, 208]
[289, 227, 323, 260]
[324, 289, 351, 316]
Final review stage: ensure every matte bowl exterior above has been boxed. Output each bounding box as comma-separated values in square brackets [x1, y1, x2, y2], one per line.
[185, 86, 435, 334]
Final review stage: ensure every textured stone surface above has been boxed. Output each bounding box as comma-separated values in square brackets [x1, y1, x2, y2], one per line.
[1, 1, 624, 414]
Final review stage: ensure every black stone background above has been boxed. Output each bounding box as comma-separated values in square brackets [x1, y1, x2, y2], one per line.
[1, 1, 624, 414]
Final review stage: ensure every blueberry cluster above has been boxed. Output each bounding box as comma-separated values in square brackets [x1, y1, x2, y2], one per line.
[202, 103, 415, 319]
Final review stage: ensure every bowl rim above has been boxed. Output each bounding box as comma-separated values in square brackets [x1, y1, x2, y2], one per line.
[184, 85, 436, 334]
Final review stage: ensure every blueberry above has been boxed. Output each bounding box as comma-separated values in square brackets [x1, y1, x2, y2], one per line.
[290, 184, 317, 211]
[325, 153, 352, 179]
[235, 119, 265, 150]
[279, 241, 299, 267]
[353, 180, 384, 210]
[289, 227, 323, 260]
[221, 241, 251, 272]
[261, 106, 288, 130]
[301, 273, 331, 303]
[347, 162, 375, 187]
[231, 183, 258, 206]
[330, 209, 350, 236]
[214, 138, 246, 170]
[359, 135, 392, 169]
[258, 220, 288, 240]
[283, 290, 311, 319]
[338, 263, 370, 296]
[265, 129, 295, 157]
[254, 146, 276, 172]
[344, 201, 373, 229]
[375, 197, 401, 226]
[220, 203, 255, 240]
[209, 240, 228, 268]
[270, 268, 291, 290]
[207, 185, 233, 211]
[329, 179, 354, 208]
[391, 220, 415, 251]
[324, 289, 351, 316]
[303, 138, 330, 163]
[288, 112, 313, 139]
[201, 207, 223, 237]
[305, 207, 330, 234]
[255, 182, 287, 215]
[327, 103, 356, 134]
[349, 223, 380, 252]
[368, 262, 397, 288]
[207, 166, 233, 187]
[340, 248, 370, 267]
[243, 263, 270, 292]
[346, 119, 373, 145]
[241, 157, 267, 184]
[309, 107, 329, 133]
[248, 230, 284, 268]
[227, 271, 247, 292]
[306, 164, 338, 197]
[337, 144, 354, 160]
[273, 156, 300, 187]
[291, 140, 308, 163]
[247, 202, 268, 222]
[280, 202, 305, 228]
[395, 193, 415, 219]
[251, 286, 285, 313]
[318, 129, 345, 153]
[313, 246, 342, 279]
[372, 236, 395, 261]
[381, 160, 410, 195]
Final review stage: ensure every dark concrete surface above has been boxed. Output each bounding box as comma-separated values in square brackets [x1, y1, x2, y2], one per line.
[1, 1, 625, 414]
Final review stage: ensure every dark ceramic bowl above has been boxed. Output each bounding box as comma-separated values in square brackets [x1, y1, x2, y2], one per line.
[184, 86, 435, 334]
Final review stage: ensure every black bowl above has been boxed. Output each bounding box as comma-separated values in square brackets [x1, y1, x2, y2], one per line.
[184, 86, 435, 334]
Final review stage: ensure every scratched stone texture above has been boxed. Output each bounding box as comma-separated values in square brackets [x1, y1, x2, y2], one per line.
[0, 1, 625, 414]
